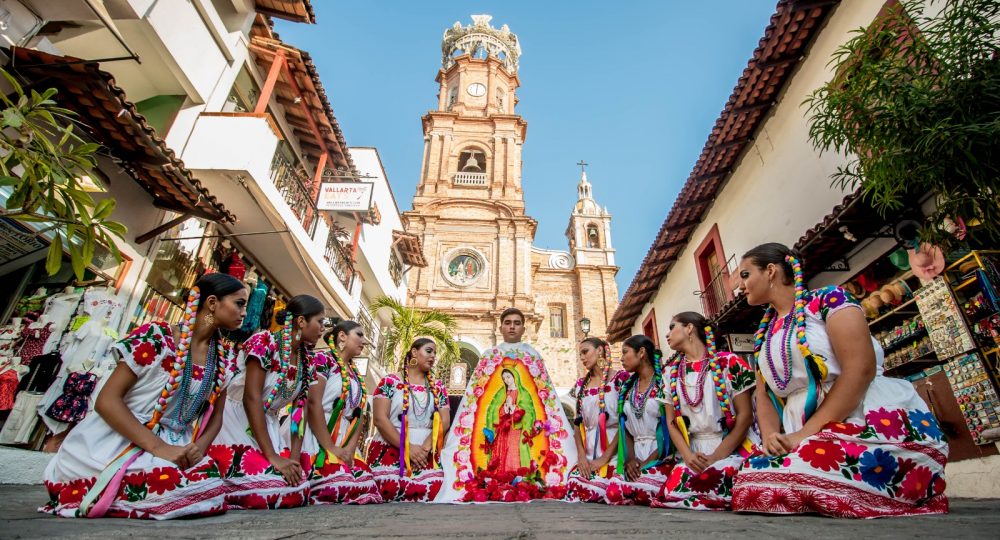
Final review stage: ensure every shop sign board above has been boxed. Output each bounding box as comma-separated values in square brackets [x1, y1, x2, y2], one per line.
[317, 182, 374, 212]
[727, 333, 756, 353]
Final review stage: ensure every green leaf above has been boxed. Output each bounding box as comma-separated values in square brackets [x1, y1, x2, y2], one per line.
[93, 198, 116, 221]
[103, 221, 128, 237]
[69, 240, 85, 281]
[0, 175, 19, 187]
[46, 234, 63, 276]
[2, 108, 23, 129]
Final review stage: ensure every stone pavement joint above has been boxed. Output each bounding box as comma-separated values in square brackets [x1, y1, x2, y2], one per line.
[1, 485, 998, 539]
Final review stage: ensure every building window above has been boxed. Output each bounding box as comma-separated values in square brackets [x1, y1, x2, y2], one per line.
[389, 251, 403, 287]
[549, 305, 566, 338]
[586, 224, 600, 248]
[223, 67, 260, 113]
[642, 309, 659, 347]
[693, 224, 731, 318]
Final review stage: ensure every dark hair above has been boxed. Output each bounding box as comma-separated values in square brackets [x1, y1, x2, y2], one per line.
[623, 334, 661, 367]
[405, 337, 435, 364]
[500, 307, 524, 324]
[741, 242, 803, 286]
[672, 311, 713, 345]
[323, 317, 362, 345]
[194, 273, 245, 310]
[581, 337, 609, 351]
[275, 294, 325, 325]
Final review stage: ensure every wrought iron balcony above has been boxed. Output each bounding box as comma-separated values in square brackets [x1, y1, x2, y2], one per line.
[270, 152, 318, 236]
[323, 230, 355, 290]
[696, 256, 737, 319]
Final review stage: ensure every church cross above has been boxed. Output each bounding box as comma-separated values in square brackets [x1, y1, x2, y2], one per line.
[576, 160, 588, 174]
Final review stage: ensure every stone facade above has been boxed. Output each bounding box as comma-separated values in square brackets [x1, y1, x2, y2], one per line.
[402, 16, 619, 391]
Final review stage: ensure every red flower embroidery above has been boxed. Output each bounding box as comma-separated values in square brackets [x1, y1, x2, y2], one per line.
[146, 467, 182, 495]
[58, 478, 93, 505]
[241, 448, 271, 475]
[280, 490, 306, 508]
[132, 342, 157, 367]
[238, 493, 268, 509]
[826, 421, 865, 436]
[379, 478, 401, 501]
[207, 444, 235, 477]
[687, 467, 724, 493]
[900, 466, 934, 501]
[867, 408, 907, 439]
[797, 440, 845, 472]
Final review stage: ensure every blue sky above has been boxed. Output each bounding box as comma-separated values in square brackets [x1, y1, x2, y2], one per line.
[275, 1, 779, 297]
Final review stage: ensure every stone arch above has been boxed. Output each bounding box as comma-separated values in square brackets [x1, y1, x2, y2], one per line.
[586, 222, 601, 248]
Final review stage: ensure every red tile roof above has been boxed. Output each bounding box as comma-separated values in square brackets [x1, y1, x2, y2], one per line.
[10, 47, 236, 223]
[608, 0, 840, 342]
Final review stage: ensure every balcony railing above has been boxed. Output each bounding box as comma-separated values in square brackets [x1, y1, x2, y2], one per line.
[696, 255, 737, 319]
[323, 230, 355, 290]
[270, 152, 318, 236]
[357, 304, 388, 370]
[454, 172, 488, 187]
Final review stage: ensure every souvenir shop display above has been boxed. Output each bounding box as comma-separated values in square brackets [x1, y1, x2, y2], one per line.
[915, 278, 977, 359]
[884, 335, 936, 371]
[944, 353, 1000, 444]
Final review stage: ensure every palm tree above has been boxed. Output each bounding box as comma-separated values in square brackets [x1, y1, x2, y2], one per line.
[369, 295, 462, 375]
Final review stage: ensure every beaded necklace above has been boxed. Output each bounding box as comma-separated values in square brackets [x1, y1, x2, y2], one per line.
[171, 336, 222, 426]
[629, 375, 656, 416]
[574, 345, 613, 426]
[399, 355, 441, 476]
[616, 351, 670, 472]
[668, 326, 734, 430]
[751, 255, 832, 422]
[150, 287, 200, 430]
[263, 314, 301, 412]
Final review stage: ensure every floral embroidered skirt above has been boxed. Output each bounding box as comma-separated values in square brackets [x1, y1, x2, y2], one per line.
[40, 415, 226, 519]
[565, 465, 617, 503]
[604, 464, 672, 506]
[732, 378, 949, 518]
[652, 434, 754, 510]
[308, 455, 382, 505]
[366, 439, 443, 502]
[212, 400, 311, 510]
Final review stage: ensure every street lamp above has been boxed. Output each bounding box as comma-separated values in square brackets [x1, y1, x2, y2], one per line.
[580, 316, 591, 338]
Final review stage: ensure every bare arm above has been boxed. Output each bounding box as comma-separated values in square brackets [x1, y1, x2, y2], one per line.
[781, 308, 876, 450]
[755, 371, 786, 456]
[243, 359, 302, 484]
[95, 362, 194, 468]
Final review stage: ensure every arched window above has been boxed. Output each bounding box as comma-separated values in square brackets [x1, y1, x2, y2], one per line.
[457, 150, 485, 172]
[586, 224, 600, 248]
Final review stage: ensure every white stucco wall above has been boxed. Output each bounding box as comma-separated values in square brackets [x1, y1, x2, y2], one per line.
[350, 147, 408, 304]
[629, 0, 886, 344]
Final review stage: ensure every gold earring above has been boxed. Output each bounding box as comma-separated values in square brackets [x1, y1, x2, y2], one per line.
[204, 313, 215, 327]
[408, 358, 417, 366]
[295, 331, 301, 341]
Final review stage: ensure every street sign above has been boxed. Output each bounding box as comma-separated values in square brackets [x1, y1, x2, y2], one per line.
[317, 181, 374, 211]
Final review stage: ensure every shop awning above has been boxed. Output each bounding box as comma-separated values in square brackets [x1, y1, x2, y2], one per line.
[392, 230, 428, 267]
[254, 0, 315, 23]
[8, 47, 236, 223]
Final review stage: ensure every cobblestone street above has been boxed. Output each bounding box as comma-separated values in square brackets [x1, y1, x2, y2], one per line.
[1, 485, 998, 539]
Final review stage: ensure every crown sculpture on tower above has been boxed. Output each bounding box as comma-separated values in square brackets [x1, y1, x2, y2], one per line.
[441, 14, 522, 72]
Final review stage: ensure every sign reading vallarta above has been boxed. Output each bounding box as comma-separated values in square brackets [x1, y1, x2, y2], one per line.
[316, 181, 374, 211]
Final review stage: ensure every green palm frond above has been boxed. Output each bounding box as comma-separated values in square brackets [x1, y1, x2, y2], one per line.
[370, 295, 461, 375]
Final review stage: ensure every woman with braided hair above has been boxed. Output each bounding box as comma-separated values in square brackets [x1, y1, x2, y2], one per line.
[604, 335, 673, 505]
[41, 273, 247, 519]
[566, 337, 628, 503]
[367, 338, 451, 502]
[302, 319, 381, 504]
[651, 312, 757, 510]
[213, 294, 326, 510]
[731, 243, 948, 518]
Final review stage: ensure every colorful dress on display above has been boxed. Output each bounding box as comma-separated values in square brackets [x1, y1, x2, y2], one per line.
[434, 342, 578, 503]
[566, 369, 629, 503]
[40, 322, 232, 519]
[211, 330, 314, 510]
[604, 375, 673, 506]
[366, 373, 450, 502]
[298, 351, 381, 505]
[731, 286, 949, 518]
[652, 352, 757, 510]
